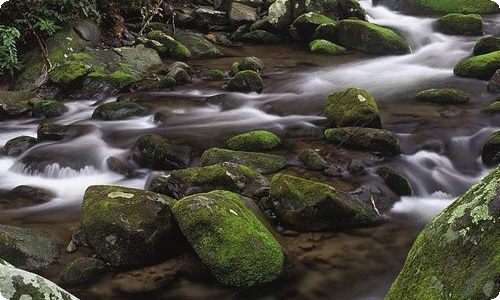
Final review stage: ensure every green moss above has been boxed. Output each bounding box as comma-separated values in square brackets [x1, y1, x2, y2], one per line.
[32, 100, 64, 118]
[49, 61, 90, 85]
[298, 149, 328, 170]
[292, 12, 336, 41]
[201, 69, 225, 81]
[385, 167, 500, 300]
[481, 131, 500, 166]
[324, 127, 401, 156]
[416, 88, 470, 104]
[437, 14, 483, 36]
[413, 0, 499, 14]
[337, 19, 411, 55]
[108, 65, 141, 84]
[481, 100, 500, 114]
[132, 134, 193, 170]
[226, 70, 264, 93]
[200, 147, 287, 174]
[172, 190, 284, 287]
[146, 30, 191, 60]
[454, 51, 500, 80]
[474, 36, 500, 56]
[309, 39, 346, 55]
[324, 87, 381, 128]
[226, 130, 281, 151]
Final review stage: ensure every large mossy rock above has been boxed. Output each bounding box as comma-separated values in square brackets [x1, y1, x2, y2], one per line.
[173, 31, 223, 58]
[324, 87, 381, 128]
[436, 14, 483, 36]
[385, 166, 500, 300]
[0, 91, 36, 120]
[291, 12, 335, 41]
[148, 162, 269, 199]
[325, 127, 401, 156]
[0, 225, 59, 271]
[172, 190, 285, 287]
[81, 185, 179, 267]
[0, 258, 78, 300]
[482, 131, 500, 167]
[454, 51, 500, 80]
[146, 30, 191, 60]
[3, 136, 37, 156]
[201, 148, 287, 174]
[269, 174, 381, 231]
[416, 88, 470, 104]
[336, 19, 411, 55]
[132, 134, 193, 170]
[92, 101, 148, 120]
[226, 70, 264, 93]
[226, 130, 281, 151]
[376, 0, 500, 15]
[474, 36, 500, 56]
[32, 100, 65, 118]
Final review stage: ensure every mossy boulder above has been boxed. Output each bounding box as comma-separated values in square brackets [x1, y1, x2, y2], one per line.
[241, 30, 284, 44]
[267, 0, 294, 32]
[454, 51, 500, 80]
[146, 30, 191, 60]
[291, 12, 336, 41]
[60, 257, 106, 284]
[226, 70, 264, 93]
[138, 76, 177, 91]
[313, 23, 339, 42]
[0, 225, 59, 271]
[269, 174, 381, 231]
[482, 100, 500, 114]
[0, 91, 36, 120]
[473, 36, 500, 55]
[49, 52, 94, 85]
[436, 14, 483, 36]
[172, 190, 285, 287]
[416, 88, 471, 104]
[481, 131, 500, 167]
[309, 39, 346, 55]
[92, 101, 148, 120]
[32, 100, 65, 118]
[3, 136, 37, 156]
[324, 87, 381, 128]
[37, 122, 69, 141]
[379, 0, 500, 15]
[226, 130, 281, 151]
[325, 127, 401, 156]
[385, 166, 500, 300]
[377, 167, 412, 196]
[148, 162, 269, 199]
[132, 134, 193, 170]
[81, 185, 180, 267]
[0, 258, 78, 300]
[201, 148, 287, 174]
[336, 19, 411, 55]
[200, 69, 225, 81]
[174, 31, 223, 58]
[298, 149, 328, 171]
[238, 56, 265, 74]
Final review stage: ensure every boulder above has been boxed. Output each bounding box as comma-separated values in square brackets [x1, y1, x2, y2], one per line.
[60, 257, 106, 284]
[81, 185, 180, 267]
[291, 12, 335, 41]
[436, 14, 483, 36]
[37, 122, 70, 141]
[238, 56, 265, 73]
[313, 23, 339, 42]
[336, 19, 411, 55]
[229, 2, 258, 26]
[0, 258, 78, 300]
[298, 149, 328, 170]
[481, 131, 500, 166]
[3, 136, 37, 156]
[0, 225, 59, 271]
[32, 100, 65, 118]
[267, 0, 294, 32]
[200, 69, 225, 81]
[92, 102, 148, 120]
[132, 134, 193, 170]
[473, 35, 500, 55]
[416, 88, 471, 104]
[201, 148, 287, 174]
[454, 51, 500, 80]
[269, 174, 381, 231]
[146, 30, 191, 60]
[226, 70, 264, 93]
[174, 31, 223, 58]
[226, 130, 281, 151]
[375, 0, 500, 15]
[325, 127, 401, 156]
[0, 91, 35, 120]
[324, 87, 381, 128]
[148, 162, 269, 199]
[172, 190, 285, 287]
[488, 70, 500, 93]
[385, 166, 500, 300]
[309, 39, 346, 55]
[376, 167, 412, 196]
[347, 159, 365, 175]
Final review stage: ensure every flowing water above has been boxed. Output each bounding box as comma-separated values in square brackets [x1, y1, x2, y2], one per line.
[0, 1, 499, 299]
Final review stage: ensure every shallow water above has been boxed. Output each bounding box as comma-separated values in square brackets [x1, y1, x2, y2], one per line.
[0, 1, 499, 299]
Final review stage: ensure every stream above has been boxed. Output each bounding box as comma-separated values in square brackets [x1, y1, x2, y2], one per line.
[0, 1, 499, 299]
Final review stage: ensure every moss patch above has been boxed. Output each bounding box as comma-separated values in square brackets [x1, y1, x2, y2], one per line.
[454, 51, 500, 80]
[226, 130, 281, 151]
[436, 14, 483, 36]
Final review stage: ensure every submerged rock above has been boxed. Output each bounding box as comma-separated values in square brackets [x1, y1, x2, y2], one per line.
[436, 13, 483, 36]
[481, 131, 500, 166]
[226, 70, 264, 93]
[454, 51, 500, 80]
[377, 167, 412, 196]
[482, 100, 500, 114]
[60, 257, 106, 284]
[0, 225, 59, 271]
[324, 87, 381, 128]
[32, 100, 65, 118]
[416, 88, 471, 104]
[37, 122, 70, 141]
[92, 102, 148, 120]
[269, 174, 381, 231]
[172, 190, 285, 287]
[3, 136, 37, 156]
[336, 19, 411, 55]
[298, 149, 328, 170]
[385, 166, 500, 300]
[309, 39, 346, 55]
[148, 162, 269, 199]
[81, 185, 180, 267]
[0, 258, 78, 300]
[132, 134, 193, 170]
[226, 130, 281, 151]
[201, 148, 287, 174]
[325, 127, 401, 156]
[473, 35, 500, 55]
